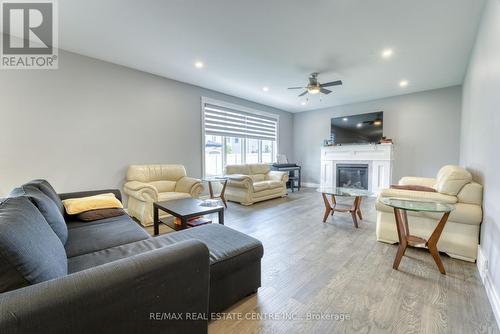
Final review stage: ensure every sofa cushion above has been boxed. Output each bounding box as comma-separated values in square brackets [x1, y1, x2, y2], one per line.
[250, 174, 265, 183]
[68, 224, 263, 280]
[253, 180, 283, 192]
[149, 180, 176, 192]
[0, 197, 67, 293]
[225, 164, 251, 175]
[163, 224, 263, 279]
[158, 192, 191, 202]
[24, 179, 64, 216]
[10, 186, 68, 244]
[65, 214, 150, 258]
[249, 164, 270, 175]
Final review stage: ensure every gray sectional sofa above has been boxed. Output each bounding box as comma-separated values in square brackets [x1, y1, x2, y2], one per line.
[0, 180, 263, 334]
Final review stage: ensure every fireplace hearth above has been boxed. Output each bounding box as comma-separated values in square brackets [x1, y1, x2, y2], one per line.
[336, 164, 369, 190]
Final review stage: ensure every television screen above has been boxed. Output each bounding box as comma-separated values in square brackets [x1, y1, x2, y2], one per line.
[331, 111, 384, 144]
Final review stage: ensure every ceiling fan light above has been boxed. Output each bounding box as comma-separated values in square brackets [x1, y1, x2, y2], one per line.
[308, 86, 320, 94]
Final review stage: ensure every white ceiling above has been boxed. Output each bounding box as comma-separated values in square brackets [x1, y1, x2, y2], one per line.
[59, 0, 485, 112]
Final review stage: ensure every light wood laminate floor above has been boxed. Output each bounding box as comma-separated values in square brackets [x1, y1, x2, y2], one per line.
[148, 189, 498, 334]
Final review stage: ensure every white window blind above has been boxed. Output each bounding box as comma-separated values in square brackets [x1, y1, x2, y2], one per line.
[203, 102, 278, 141]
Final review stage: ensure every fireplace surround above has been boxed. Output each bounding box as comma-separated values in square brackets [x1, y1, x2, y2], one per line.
[320, 144, 393, 193]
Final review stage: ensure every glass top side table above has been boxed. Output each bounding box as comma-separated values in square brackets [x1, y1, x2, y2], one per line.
[202, 176, 229, 208]
[316, 187, 374, 228]
[381, 197, 455, 274]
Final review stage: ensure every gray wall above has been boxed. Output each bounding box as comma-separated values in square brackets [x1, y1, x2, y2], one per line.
[460, 0, 500, 316]
[0, 50, 293, 196]
[292, 86, 462, 184]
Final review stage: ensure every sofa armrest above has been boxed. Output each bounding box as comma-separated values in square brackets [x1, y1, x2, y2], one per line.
[175, 177, 203, 198]
[266, 171, 289, 183]
[226, 174, 252, 189]
[123, 181, 159, 202]
[59, 189, 123, 202]
[380, 188, 457, 204]
[398, 176, 437, 188]
[0, 240, 210, 334]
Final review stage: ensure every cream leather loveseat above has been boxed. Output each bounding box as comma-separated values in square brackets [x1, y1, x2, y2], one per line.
[124, 164, 203, 226]
[376, 165, 483, 262]
[224, 164, 288, 205]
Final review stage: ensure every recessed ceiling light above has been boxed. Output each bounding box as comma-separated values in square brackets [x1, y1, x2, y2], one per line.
[301, 101, 307, 106]
[381, 49, 393, 59]
[194, 61, 204, 69]
[262, 86, 269, 92]
[357, 123, 363, 128]
[399, 80, 409, 87]
[342, 117, 348, 122]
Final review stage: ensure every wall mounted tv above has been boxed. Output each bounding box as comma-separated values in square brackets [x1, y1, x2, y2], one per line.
[331, 111, 384, 145]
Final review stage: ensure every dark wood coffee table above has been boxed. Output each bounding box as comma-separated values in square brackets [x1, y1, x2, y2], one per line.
[153, 198, 224, 235]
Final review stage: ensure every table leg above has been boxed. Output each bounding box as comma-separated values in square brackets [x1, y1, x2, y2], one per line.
[349, 196, 361, 228]
[208, 181, 214, 199]
[393, 208, 408, 270]
[220, 180, 228, 208]
[357, 197, 363, 220]
[331, 194, 336, 216]
[218, 209, 225, 225]
[322, 193, 332, 222]
[153, 205, 159, 236]
[427, 212, 450, 275]
[180, 217, 188, 230]
[298, 168, 301, 191]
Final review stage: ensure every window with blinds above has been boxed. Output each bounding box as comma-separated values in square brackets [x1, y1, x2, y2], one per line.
[203, 102, 278, 141]
[202, 99, 279, 176]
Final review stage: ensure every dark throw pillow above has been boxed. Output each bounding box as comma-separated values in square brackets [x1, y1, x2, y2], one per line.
[10, 185, 68, 244]
[77, 208, 126, 222]
[0, 197, 67, 293]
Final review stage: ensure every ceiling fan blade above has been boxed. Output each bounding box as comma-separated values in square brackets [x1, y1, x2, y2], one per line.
[320, 80, 343, 87]
[288, 87, 305, 90]
[298, 91, 308, 97]
[320, 88, 332, 94]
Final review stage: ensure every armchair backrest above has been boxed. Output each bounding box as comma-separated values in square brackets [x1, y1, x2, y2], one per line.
[126, 165, 187, 192]
[224, 164, 270, 182]
[225, 164, 251, 175]
[434, 165, 472, 196]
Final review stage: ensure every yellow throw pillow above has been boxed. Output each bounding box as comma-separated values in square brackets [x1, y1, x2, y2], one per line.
[62, 193, 123, 215]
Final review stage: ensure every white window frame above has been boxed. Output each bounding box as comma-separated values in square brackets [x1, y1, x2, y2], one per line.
[201, 97, 280, 177]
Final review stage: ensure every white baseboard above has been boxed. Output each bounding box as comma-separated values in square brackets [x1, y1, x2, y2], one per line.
[301, 182, 320, 188]
[478, 245, 500, 327]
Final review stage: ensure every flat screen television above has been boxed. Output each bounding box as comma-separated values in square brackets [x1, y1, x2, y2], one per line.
[331, 111, 384, 145]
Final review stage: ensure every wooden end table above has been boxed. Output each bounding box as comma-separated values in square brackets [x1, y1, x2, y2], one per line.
[317, 187, 373, 228]
[381, 197, 455, 274]
[153, 198, 224, 235]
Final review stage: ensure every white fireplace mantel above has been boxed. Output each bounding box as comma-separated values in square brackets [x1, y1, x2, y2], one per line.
[320, 143, 394, 194]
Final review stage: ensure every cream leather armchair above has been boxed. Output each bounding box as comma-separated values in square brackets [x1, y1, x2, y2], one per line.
[224, 164, 288, 205]
[124, 164, 203, 226]
[376, 165, 483, 262]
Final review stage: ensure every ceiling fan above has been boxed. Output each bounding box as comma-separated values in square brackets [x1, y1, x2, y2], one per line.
[288, 72, 342, 97]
